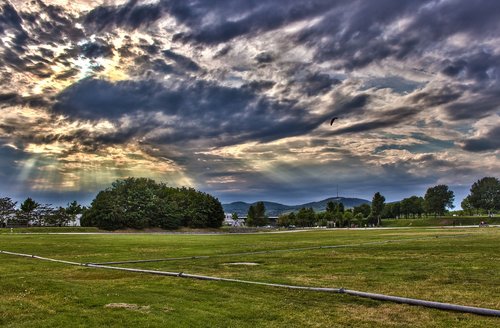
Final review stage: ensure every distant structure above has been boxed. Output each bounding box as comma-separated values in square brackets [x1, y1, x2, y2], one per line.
[223, 214, 243, 227]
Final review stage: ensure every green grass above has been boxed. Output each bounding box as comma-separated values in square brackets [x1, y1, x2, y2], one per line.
[1, 228, 499, 327]
[382, 216, 500, 227]
[0, 227, 102, 234]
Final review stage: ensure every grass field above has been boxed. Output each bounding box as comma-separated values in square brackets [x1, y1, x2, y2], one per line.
[382, 216, 500, 227]
[1, 228, 499, 327]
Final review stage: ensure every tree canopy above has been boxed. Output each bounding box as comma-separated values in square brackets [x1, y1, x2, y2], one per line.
[371, 192, 385, 225]
[467, 177, 500, 216]
[81, 178, 224, 230]
[424, 185, 454, 216]
[246, 201, 268, 226]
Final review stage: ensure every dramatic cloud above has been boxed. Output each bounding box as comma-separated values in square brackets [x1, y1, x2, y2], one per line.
[0, 0, 499, 207]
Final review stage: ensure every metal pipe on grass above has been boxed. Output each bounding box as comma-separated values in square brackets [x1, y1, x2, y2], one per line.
[2, 248, 500, 317]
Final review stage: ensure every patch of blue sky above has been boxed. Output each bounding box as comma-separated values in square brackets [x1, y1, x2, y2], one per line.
[375, 133, 455, 153]
[361, 76, 425, 94]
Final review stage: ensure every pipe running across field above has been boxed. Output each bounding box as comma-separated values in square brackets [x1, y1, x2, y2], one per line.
[89, 233, 473, 265]
[1, 248, 499, 317]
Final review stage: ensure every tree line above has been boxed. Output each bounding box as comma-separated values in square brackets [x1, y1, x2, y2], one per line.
[0, 197, 84, 227]
[240, 177, 499, 227]
[272, 192, 386, 228]
[383, 177, 500, 219]
[381, 185, 454, 219]
[1, 178, 225, 230]
[2, 176, 497, 229]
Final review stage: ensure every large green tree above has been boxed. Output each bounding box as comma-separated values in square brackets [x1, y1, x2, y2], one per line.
[371, 192, 385, 226]
[461, 195, 474, 216]
[326, 201, 337, 213]
[254, 202, 267, 225]
[353, 203, 371, 218]
[246, 205, 256, 227]
[467, 177, 500, 217]
[296, 207, 315, 227]
[424, 185, 455, 217]
[65, 201, 84, 224]
[247, 202, 268, 226]
[343, 211, 354, 227]
[81, 178, 224, 230]
[44, 207, 72, 227]
[18, 197, 40, 226]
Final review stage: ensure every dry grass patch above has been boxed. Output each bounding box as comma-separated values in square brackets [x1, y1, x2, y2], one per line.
[104, 303, 151, 313]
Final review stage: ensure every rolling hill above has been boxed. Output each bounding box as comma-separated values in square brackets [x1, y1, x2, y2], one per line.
[223, 197, 370, 217]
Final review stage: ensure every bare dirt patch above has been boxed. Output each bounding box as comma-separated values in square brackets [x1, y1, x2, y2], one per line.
[104, 303, 150, 312]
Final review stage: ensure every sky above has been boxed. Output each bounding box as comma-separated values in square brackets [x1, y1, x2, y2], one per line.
[0, 0, 499, 207]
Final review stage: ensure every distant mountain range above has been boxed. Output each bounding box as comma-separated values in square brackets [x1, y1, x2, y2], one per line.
[222, 197, 371, 217]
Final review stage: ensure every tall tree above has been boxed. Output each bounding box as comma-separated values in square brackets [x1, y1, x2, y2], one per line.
[424, 185, 455, 217]
[296, 207, 315, 227]
[18, 197, 40, 226]
[371, 192, 385, 226]
[253, 202, 268, 226]
[45, 207, 72, 227]
[246, 205, 256, 227]
[0, 197, 16, 227]
[65, 201, 83, 225]
[461, 195, 474, 216]
[277, 213, 290, 227]
[355, 213, 364, 226]
[337, 202, 345, 213]
[468, 177, 500, 217]
[326, 201, 337, 213]
[353, 203, 371, 218]
[343, 211, 353, 227]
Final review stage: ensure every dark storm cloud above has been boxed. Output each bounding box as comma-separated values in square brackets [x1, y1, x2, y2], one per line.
[162, 50, 200, 72]
[461, 126, 500, 152]
[301, 73, 341, 97]
[330, 94, 370, 117]
[409, 87, 463, 108]
[20, 1, 84, 43]
[0, 3, 28, 58]
[83, 0, 164, 32]
[169, 0, 337, 44]
[80, 39, 114, 59]
[297, 0, 500, 69]
[0, 92, 49, 108]
[255, 52, 273, 64]
[328, 107, 417, 136]
[0, 0, 83, 49]
[0, 0, 83, 83]
[0, 2, 28, 51]
[444, 89, 500, 120]
[296, 0, 420, 67]
[53, 77, 328, 146]
[0, 2, 23, 32]
[241, 80, 275, 92]
[441, 51, 500, 82]
[139, 42, 160, 55]
[78, 0, 500, 84]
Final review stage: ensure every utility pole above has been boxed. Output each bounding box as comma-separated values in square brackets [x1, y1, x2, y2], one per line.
[336, 184, 339, 198]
